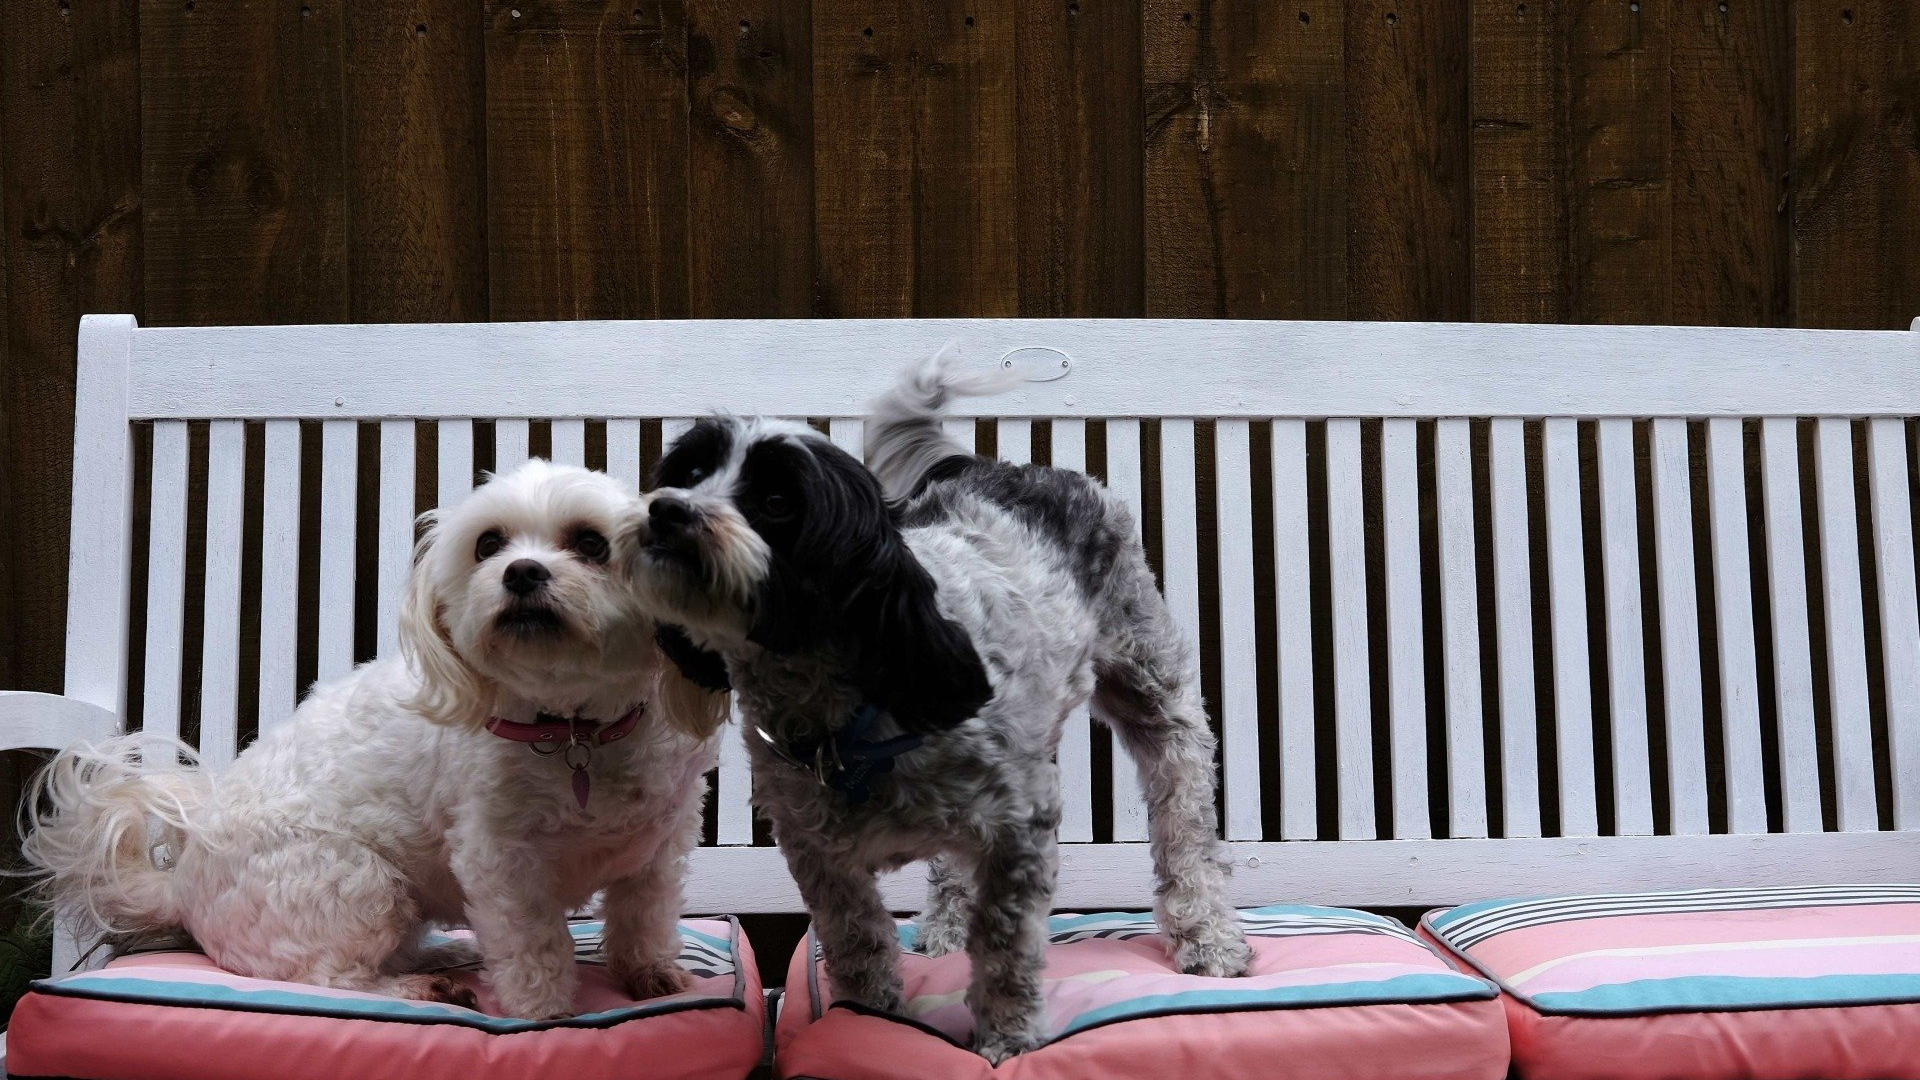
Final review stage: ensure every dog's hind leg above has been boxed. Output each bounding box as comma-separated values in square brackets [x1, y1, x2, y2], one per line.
[191, 835, 474, 1006]
[914, 853, 974, 958]
[1091, 553, 1252, 978]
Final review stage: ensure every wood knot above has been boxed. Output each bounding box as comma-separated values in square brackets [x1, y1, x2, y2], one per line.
[709, 86, 759, 136]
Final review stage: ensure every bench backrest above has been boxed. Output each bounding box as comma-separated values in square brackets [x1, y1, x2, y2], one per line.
[65, 315, 1920, 912]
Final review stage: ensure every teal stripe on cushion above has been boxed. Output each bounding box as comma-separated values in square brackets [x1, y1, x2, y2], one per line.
[1056, 973, 1495, 1037]
[1529, 973, 1920, 1016]
[41, 976, 737, 1033]
[681, 926, 733, 953]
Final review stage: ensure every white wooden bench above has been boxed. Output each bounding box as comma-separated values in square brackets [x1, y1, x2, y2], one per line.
[7, 314, 1919, 990]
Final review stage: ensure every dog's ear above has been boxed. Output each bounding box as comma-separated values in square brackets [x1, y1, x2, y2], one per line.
[650, 651, 731, 740]
[399, 513, 496, 728]
[842, 552, 993, 734]
[772, 440, 990, 733]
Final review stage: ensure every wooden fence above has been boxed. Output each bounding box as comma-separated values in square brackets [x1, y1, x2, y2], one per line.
[2, 0, 1917, 704]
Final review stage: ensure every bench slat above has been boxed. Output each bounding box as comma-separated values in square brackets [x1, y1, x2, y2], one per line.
[143, 422, 190, 744]
[717, 697, 753, 845]
[1382, 419, 1429, 839]
[551, 419, 586, 467]
[377, 420, 415, 660]
[438, 420, 474, 507]
[1869, 420, 1920, 830]
[1434, 419, 1487, 838]
[1650, 419, 1709, 835]
[1326, 419, 1375, 839]
[1105, 419, 1149, 841]
[828, 417, 863, 461]
[1159, 419, 1204, 761]
[1050, 420, 1095, 844]
[496, 419, 530, 472]
[1271, 419, 1317, 840]
[944, 418, 975, 451]
[1544, 419, 1598, 836]
[997, 419, 1030, 465]
[1760, 418, 1823, 833]
[1215, 419, 1261, 841]
[258, 420, 301, 732]
[1814, 419, 1878, 832]
[318, 421, 358, 683]
[1598, 419, 1654, 836]
[1707, 418, 1769, 834]
[1489, 419, 1541, 838]
[199, 420, 245, 766]
[606, 419, 641, 490]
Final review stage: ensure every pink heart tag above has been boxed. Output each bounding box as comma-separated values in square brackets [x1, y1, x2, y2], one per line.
[572, 767, 590, 810]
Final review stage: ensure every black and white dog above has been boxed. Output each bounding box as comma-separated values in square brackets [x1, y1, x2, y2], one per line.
[633, 359, 1250, 1061]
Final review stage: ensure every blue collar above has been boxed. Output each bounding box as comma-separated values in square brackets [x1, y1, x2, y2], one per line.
[754, 703, 924, 806]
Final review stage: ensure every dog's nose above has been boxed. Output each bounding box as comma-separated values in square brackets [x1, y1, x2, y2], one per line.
[649, 497, 694, 536]
[502, 558, 551, 596]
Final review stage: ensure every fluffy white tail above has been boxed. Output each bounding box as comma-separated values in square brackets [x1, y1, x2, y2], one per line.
[866, 345, 1024, 500]
[20, 734, 214, 942]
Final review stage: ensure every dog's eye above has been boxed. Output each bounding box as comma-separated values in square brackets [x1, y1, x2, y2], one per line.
[684, 466, 708, 485]
[572, 529, 610, 563]
[474, 530, 506, 561]
[760, 493, 794, 521]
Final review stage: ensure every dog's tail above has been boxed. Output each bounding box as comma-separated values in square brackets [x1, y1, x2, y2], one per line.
[20, 734, 215, 942]
[866, 346, 1025, 500]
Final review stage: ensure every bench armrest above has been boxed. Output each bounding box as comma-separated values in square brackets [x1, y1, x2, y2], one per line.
[0, 691, 122, 993]
[0, 692, 120, 753]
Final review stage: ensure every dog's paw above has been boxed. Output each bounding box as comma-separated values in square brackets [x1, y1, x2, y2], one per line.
[616, 960, 695, 1000]
[397, 973, 480, 1009]
[974, 1027, 1043, 1065]
[1174, 931, 1254, 978]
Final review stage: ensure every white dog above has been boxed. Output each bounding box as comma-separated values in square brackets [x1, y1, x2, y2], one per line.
[23, 460, 726, 1018]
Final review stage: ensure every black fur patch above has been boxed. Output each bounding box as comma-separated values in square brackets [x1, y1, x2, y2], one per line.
[744, 437, 993, 734]
[653, 418, 733, 489]
[655, 624, 731, 692]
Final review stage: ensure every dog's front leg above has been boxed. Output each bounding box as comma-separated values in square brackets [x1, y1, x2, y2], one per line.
[784, 844, 904, 1014]
[602, 794, 702, 1000]
[966, 817, 1058, 1063]
[453, 843, 577, 1019]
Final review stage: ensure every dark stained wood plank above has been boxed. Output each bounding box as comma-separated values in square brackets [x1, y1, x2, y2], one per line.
[344, 0, 488, 322]
[1017, 0, 1144, 317]
[142, 0, 348, 326]
[484, 2, 690, 321]
[1565, 0, 1672, 324]
[3, 0, 143, 696]
[1470, 0, 1567, 323]
[1793, 2, 1920, 330]
[1145, 0, 1346, 319]
[1670, 0, 1790, 327]
[687, 0, 814, 318]
[1346, 2, 1471, 321]
[813, 0, 1018, 317]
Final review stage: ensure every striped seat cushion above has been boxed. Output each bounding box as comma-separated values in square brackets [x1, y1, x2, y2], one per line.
[1425, 884, 1920, 1080]
[774, 906, 1508, 1080]
[7, 919, 765, 1080]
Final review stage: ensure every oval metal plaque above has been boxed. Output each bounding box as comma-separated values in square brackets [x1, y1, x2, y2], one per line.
[999, 346, 1073, 382]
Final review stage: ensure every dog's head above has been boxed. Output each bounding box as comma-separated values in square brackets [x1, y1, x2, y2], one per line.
[399, 459, 725, 737]
[630, 417, 990, 734]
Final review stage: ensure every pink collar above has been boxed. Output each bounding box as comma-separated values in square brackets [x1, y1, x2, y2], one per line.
[486, 705, 646, 812]
[485, 705, 644, 748]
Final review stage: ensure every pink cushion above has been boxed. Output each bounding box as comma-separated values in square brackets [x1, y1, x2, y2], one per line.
[1424, 884, 1920, 1080]
[8, 919, 764, 1080]
[775, 907, 1508, 1079]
